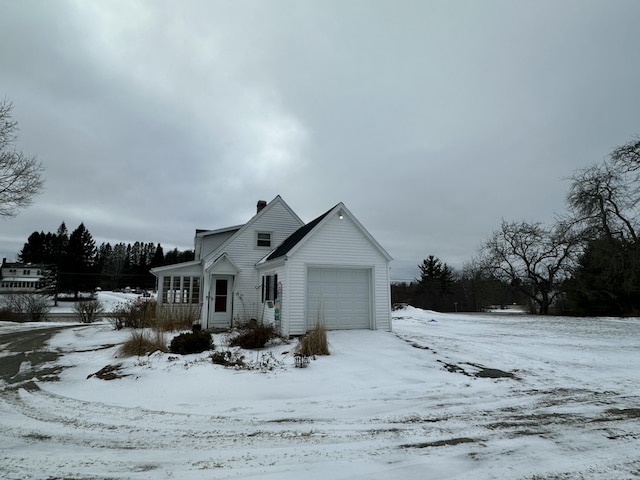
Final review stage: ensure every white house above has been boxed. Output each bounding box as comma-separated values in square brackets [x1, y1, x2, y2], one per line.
[0, 259, 54, 293]
[151, 196, 392, 336]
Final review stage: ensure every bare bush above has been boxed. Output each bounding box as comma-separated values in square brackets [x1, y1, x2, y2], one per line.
[229, 321, 280, 349]
[73, 298, 104, 323]
[0, 293, 50, 322]
[106, 301, 151, 330]
[210, 349, 246, 368]
[210, 349, 282, 372]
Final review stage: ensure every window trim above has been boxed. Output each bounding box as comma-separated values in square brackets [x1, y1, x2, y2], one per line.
[256, 231, 272, 248]
[161, 275, 201, 304]
[262, 273, 278, 302]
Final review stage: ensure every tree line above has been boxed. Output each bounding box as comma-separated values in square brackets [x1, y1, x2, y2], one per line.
[17, 222, 194, 295]
[395, 135, 640, 316]
[391, 256, 528, 313]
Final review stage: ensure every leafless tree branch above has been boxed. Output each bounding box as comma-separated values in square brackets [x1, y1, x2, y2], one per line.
[0, 98, 44, 218]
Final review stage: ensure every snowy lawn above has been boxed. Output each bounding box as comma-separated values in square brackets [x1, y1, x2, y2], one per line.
[1, 306, 639, 479]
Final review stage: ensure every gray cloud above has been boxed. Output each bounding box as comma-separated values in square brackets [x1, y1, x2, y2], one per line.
[1, 0, 640, 281]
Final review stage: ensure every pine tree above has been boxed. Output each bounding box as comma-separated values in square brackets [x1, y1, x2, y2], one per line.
[63, 223, 97, 296]
[151, 244, 165, 268]
[18, 231, 46, 262]
[416, 255, 455, 310]
[418, 255, 454, 291]
[50, 222, 67, 267]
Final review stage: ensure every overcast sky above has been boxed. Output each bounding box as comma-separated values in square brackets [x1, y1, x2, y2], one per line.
[1, 0, 640, 281]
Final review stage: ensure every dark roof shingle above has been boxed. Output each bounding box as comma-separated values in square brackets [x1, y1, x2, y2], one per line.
[265, 205, 337, 261]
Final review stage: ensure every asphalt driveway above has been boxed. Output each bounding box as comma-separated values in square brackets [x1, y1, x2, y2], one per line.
[0, 325, 75, 390]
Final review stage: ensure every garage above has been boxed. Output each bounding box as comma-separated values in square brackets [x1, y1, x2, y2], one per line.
[306, 267, 371, 330]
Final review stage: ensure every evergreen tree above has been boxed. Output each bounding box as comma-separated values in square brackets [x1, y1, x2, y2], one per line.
[62, 223, 97, 296]
[18, 231, 60, 264]
[54, 222, 69, 269]
[164, 248, 195, 265]
[18, 231, 46, 262]
[418, 255, 454, 293]
[414, 255, 456, 311]
[566, 238, 640, 315]
[151, 244, 165, 268]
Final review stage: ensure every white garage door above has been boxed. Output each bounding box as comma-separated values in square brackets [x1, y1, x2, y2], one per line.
[306, 267, 371, 330]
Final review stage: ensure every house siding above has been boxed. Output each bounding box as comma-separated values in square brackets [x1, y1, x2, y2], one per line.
[197, 230, 238, 260]
[256, 263, 286, 329]
[202, 199, 303, 326]
[285, 213, 391, 335]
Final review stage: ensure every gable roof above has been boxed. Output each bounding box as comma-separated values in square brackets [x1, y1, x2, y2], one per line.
[262, 202, 392, 263]
[208, 253, 241, 274]
[202, 195, 303, 267]
[265, 205, 335, 261]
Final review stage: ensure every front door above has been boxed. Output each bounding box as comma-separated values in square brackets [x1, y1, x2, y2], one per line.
[208, 275, 233, 328]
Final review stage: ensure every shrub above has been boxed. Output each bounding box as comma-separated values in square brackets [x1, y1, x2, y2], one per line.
[229, 322, 279, 349]
[0, 293, 51, 322]
[210, 349, 246, 368]
[210, 349, 282, 372]
[0, 306, 14, 321]
[107, 301, 142, 330]
[169, 330, 213, 355]
[296, 322, 329, 356]
[73, 298, 104, 323]
[119, 329, 168, 357]
[106, 301, 156, 330]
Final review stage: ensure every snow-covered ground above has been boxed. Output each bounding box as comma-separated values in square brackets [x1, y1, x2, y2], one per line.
[1, 304, 639, 479]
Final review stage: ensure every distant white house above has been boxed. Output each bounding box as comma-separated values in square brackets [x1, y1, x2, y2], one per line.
[0, 259, 54, 293]
[151, 196, 392, 336]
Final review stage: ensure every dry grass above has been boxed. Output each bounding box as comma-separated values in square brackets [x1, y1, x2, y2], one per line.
[118, 329, 168, 357]
[151, 305, 200, 331]
[108, 302, 199, 332]
[296, 321, 330, 356]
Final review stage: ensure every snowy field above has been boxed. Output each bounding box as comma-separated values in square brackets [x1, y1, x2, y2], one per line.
[1, 303, 639, 479]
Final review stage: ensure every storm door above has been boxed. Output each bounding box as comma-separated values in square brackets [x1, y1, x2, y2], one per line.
[208, 275, 233, 327]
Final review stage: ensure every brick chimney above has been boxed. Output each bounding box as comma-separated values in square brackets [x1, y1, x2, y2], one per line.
[257, 200, 267, 213]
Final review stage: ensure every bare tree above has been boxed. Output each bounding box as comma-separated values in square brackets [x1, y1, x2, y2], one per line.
[480, 220, 580, 314]
[610, 136, 640, 172]
[562, 136, 640, 315]
[565, 137, 640, 244]
[0, 99, 44, 218]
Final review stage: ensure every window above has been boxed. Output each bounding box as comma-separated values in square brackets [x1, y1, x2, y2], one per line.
[262, 274, 278, 302]
[214, 279, 228, 312]
[257, 232, 272, 248]
[161, 275, 201, 304]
